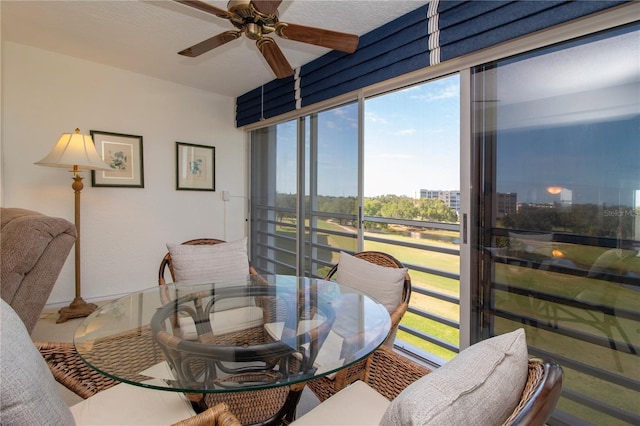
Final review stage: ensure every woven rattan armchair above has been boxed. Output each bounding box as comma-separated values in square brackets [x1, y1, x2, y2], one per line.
[295, 345, 563, 426]
[363, 346, 562, 426]
[36, 338, 274, 425]
[158, 238, 258, 285]
[306, 251, 411, 402]
[36, 339, 242, 425]
[155, 238, 302, 425]
[37, 340, 119, 398]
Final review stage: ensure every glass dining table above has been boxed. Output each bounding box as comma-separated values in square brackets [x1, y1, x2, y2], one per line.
[73, 274, 391, 425]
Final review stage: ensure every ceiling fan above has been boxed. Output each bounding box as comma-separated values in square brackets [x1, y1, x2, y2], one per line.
[175, 0, 359, 79]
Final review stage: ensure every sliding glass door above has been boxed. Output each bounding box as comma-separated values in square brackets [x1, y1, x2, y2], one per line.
[250, 102, 360, 277]
[302, 103, 359, 277]
[472, 23, 639, 425]
[250, 75, 463, 362]
[363, 76, 462, 362]
[250, 120, 299, 275]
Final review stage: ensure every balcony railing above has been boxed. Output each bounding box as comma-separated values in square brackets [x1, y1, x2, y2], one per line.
[251, 205, 462, 365]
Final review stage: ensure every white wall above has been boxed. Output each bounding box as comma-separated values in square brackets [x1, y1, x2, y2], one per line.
[1, 41, 247, 305]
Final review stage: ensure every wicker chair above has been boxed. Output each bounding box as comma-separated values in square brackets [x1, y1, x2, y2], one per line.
[158, 238, 258, 285]
[37, 337, 287, 425]
[0, 290, 233, 426]
[306, 250, 411, 402]
[39, 345, 239, 426]
[293, 345, 564, 426]
[37, 340, 120, 399]
[156, 238, 301, 425]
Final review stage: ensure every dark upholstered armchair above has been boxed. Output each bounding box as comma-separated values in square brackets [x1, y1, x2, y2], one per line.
[1, 207, 76, 334]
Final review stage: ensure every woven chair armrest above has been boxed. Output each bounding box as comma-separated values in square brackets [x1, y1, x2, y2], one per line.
[363, 345, 432, 401]
[35, 340, 118, 399]
[386, 301, 408, 345]
[333, 298, 410, 385]
[502, 358, 563, 426]
[171, 403, 242, 426]
[306, 300, 411, 402]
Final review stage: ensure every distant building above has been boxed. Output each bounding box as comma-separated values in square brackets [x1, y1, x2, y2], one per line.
[496, 192, 518, 217]
[417, 189, 461, 213]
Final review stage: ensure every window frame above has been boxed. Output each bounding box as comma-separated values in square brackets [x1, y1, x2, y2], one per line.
[245, 2, 639, 350]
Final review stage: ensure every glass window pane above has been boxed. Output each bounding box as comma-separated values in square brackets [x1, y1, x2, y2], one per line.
[475, 23, 640, 425]
[364, 75, 461, 361]
[250, 120, 298, 274]
[305, 103, 359, 276]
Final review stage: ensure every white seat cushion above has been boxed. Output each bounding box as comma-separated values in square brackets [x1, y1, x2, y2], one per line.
[291, 380, 390, 426]
[263, 320, 345, 377]
[70, 378, 196, 425]
[380, 328, 529, 426]
[178, 305, 265, 339]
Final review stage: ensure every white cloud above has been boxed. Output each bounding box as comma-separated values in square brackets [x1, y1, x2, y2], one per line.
[410, 82, 459, 102]
[392, 129, 416, 136]
[365, 111, 388, 124]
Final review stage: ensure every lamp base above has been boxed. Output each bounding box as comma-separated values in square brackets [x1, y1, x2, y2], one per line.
[56, 297, 98, 323]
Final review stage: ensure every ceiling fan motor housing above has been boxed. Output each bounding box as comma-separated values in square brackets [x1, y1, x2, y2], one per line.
[228, 0, 259, 19]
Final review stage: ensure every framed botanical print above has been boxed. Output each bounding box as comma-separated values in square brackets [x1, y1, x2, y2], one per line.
[176, 142, 215, 191]
[90, 131, 144, 188]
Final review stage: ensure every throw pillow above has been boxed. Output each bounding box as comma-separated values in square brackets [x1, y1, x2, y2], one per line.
[167, 237, 249, 283]
[335, 251, 407, 314]
[167, 238, 258, 337]
[0, 300, 75, 425]
[380, 328, 529, 426]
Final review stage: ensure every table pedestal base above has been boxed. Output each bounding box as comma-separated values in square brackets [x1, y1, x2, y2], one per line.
[194, 382, 306, 426]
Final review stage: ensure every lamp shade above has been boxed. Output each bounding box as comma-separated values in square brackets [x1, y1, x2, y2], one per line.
[35, 128, 111, 171]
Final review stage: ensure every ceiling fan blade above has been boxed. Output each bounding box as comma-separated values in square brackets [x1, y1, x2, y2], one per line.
[276, 23, 359, 53]
[251, 0, 282, 16]
[174, 0, 235, 20]
[178, 31, 241, 57]
[256, 37, 294, 79]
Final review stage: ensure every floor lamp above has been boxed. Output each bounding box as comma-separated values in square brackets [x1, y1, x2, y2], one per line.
[35, 128, 111, 323]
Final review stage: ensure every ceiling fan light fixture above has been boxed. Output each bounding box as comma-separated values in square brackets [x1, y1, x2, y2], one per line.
[245, 23, 262, 40]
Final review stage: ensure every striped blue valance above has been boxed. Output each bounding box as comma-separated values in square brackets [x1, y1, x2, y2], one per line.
[236, 0, 628, 127]
[299, 4, 430, 108]
[433, 0, 628, 63]
[236, 75, 296, 126]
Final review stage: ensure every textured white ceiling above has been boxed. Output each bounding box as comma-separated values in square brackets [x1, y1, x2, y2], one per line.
[2, 0, 428, 98]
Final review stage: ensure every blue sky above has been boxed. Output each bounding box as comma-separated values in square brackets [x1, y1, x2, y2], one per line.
[363, 75, 460, 197]
[280, 74, 461, 198]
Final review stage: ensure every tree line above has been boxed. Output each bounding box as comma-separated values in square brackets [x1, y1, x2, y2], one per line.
[500, 202, 638, 239]
[274, 193, 638, 239]
[274, 193, 459, 227]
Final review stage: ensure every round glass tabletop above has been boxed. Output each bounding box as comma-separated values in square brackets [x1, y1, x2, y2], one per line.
[74, 274, 391, 394]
